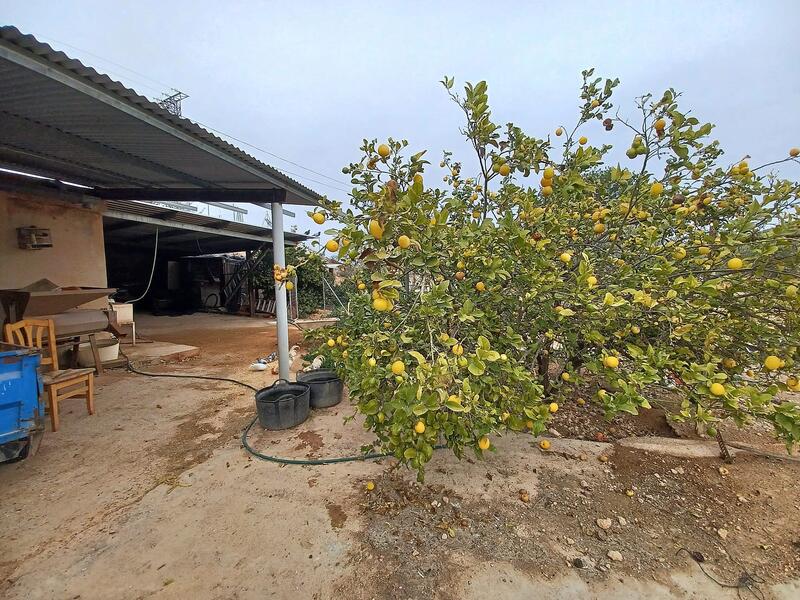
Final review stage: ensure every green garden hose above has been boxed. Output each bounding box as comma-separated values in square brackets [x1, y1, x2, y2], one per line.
[121, 350, 427, 466]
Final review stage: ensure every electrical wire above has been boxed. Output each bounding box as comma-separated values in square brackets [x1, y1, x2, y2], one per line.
[128, 227, 159, 303]
[193, 121, 351, 189]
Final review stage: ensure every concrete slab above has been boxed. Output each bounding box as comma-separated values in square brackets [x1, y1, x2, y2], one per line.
[617, 436, 739, 458]
[119, 340, 199, 366]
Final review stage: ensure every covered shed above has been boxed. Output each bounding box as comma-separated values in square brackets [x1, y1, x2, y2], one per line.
[0, 26, 323, 378]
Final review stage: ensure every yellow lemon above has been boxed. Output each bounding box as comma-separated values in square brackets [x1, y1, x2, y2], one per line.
[561, 372, 570, 382]
[672, 247, 687, 260]
[603, 355, 620, 369]
[654, 117, 666, 130]
[549, 402, 559, 413]
[312, 212, 326, 225]
[398, 235, 411, 249]
[368, 219, 384, 240]
[372, 297, 390, 311]
[710, 382, 726, 396]
[593, 222, 606, 234]
[631, 325, 640, 334]
[727, 257, 743, 270]
[414, 420, 425, 434]
[357, 282, 366, 290]
[539, 439, 551, 450]
[325, 239, 340, 252]
[542, 185, 553, 197]
[478, 436, 490, 450]
[326, 339, 336, 347]
[764, 355, 782, 371]
[452, 344, 464, 356]
[365, 481, 375, 491]
[377, 143, 391, 158]
[367, 358, 377, 367]
[723, 358, 737, 369]
[391, 360, 405, 375]
[498, 164, 511, 176]
[285, 281, 294, 291]
[587, 275, 598, 287]
[698, 246, 711, 256]
[555, 127, 563, 136]
[560, 252, 572, 263]
[578, 136, 588, 145]
[650, 182, 664, 196]
[475, 281, 486, 292]
[786, 285, 798, 297]
[543, 166, 555, 179]
[413, 173, 423, 185]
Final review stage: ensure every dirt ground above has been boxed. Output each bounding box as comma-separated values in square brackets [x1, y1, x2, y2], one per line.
[1, 312, 799, 599]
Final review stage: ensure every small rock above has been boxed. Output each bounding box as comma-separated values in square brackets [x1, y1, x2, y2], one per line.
[607, 550, 623, 562]
[580, 480, 590, 489]
[718, 466, 729, 476]
[565, 537, 575, 545]
[617, 517, 627, 526]
[548, 428, 563, 438]
[596, 518, 613, 530]
[573, 556, 593, 569]
[717, 528, 728, 540]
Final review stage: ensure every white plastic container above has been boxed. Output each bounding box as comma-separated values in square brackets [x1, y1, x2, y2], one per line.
[77, 338, 120, 367]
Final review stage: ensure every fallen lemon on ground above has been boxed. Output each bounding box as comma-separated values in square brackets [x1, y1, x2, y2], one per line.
[549, 402, 559, 413]
[365, 481, 375, 491]
[414, 420, 426, 434]
[478, 436, 490, 450]
[539, 439, 551, 450]
[710, 382, 726, 396]
[603, 355, 619, 369]
[764, 355, 782, 371]
[397, 235, 411, 249]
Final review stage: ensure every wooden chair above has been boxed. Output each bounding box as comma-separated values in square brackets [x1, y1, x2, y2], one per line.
[4, 318, 95, 432]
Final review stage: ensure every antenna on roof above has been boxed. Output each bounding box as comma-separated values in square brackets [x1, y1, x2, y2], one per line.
[157, 89, 189, 116]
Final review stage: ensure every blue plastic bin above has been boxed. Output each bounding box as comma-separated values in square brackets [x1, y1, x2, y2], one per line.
[0, 342, 43, 462]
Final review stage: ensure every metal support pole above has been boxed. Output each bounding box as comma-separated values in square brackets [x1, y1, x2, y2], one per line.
[271, 202, 290, 380]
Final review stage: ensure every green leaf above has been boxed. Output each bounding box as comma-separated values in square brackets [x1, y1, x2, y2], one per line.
[468, 357, 486, 376]
[408, 350, 427, 365]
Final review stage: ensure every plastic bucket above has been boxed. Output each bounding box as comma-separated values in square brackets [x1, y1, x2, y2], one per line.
[296, 369, 343, 408]
[255, 379, 310, 430]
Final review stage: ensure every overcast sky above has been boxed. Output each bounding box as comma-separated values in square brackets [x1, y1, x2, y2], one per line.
[4, 1, 799, 235]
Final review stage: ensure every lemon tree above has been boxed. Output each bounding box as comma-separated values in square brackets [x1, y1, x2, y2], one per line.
[301, 70, 800, 479]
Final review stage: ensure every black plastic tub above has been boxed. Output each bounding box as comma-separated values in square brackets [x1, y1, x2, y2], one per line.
[296, 369, 343, 408]
[255, 379, 310, 430]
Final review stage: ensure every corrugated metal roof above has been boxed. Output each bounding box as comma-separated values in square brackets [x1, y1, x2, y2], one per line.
[0, 26, 323, 206]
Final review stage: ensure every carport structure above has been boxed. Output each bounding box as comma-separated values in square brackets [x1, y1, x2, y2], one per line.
[0, 26, 323, 378]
